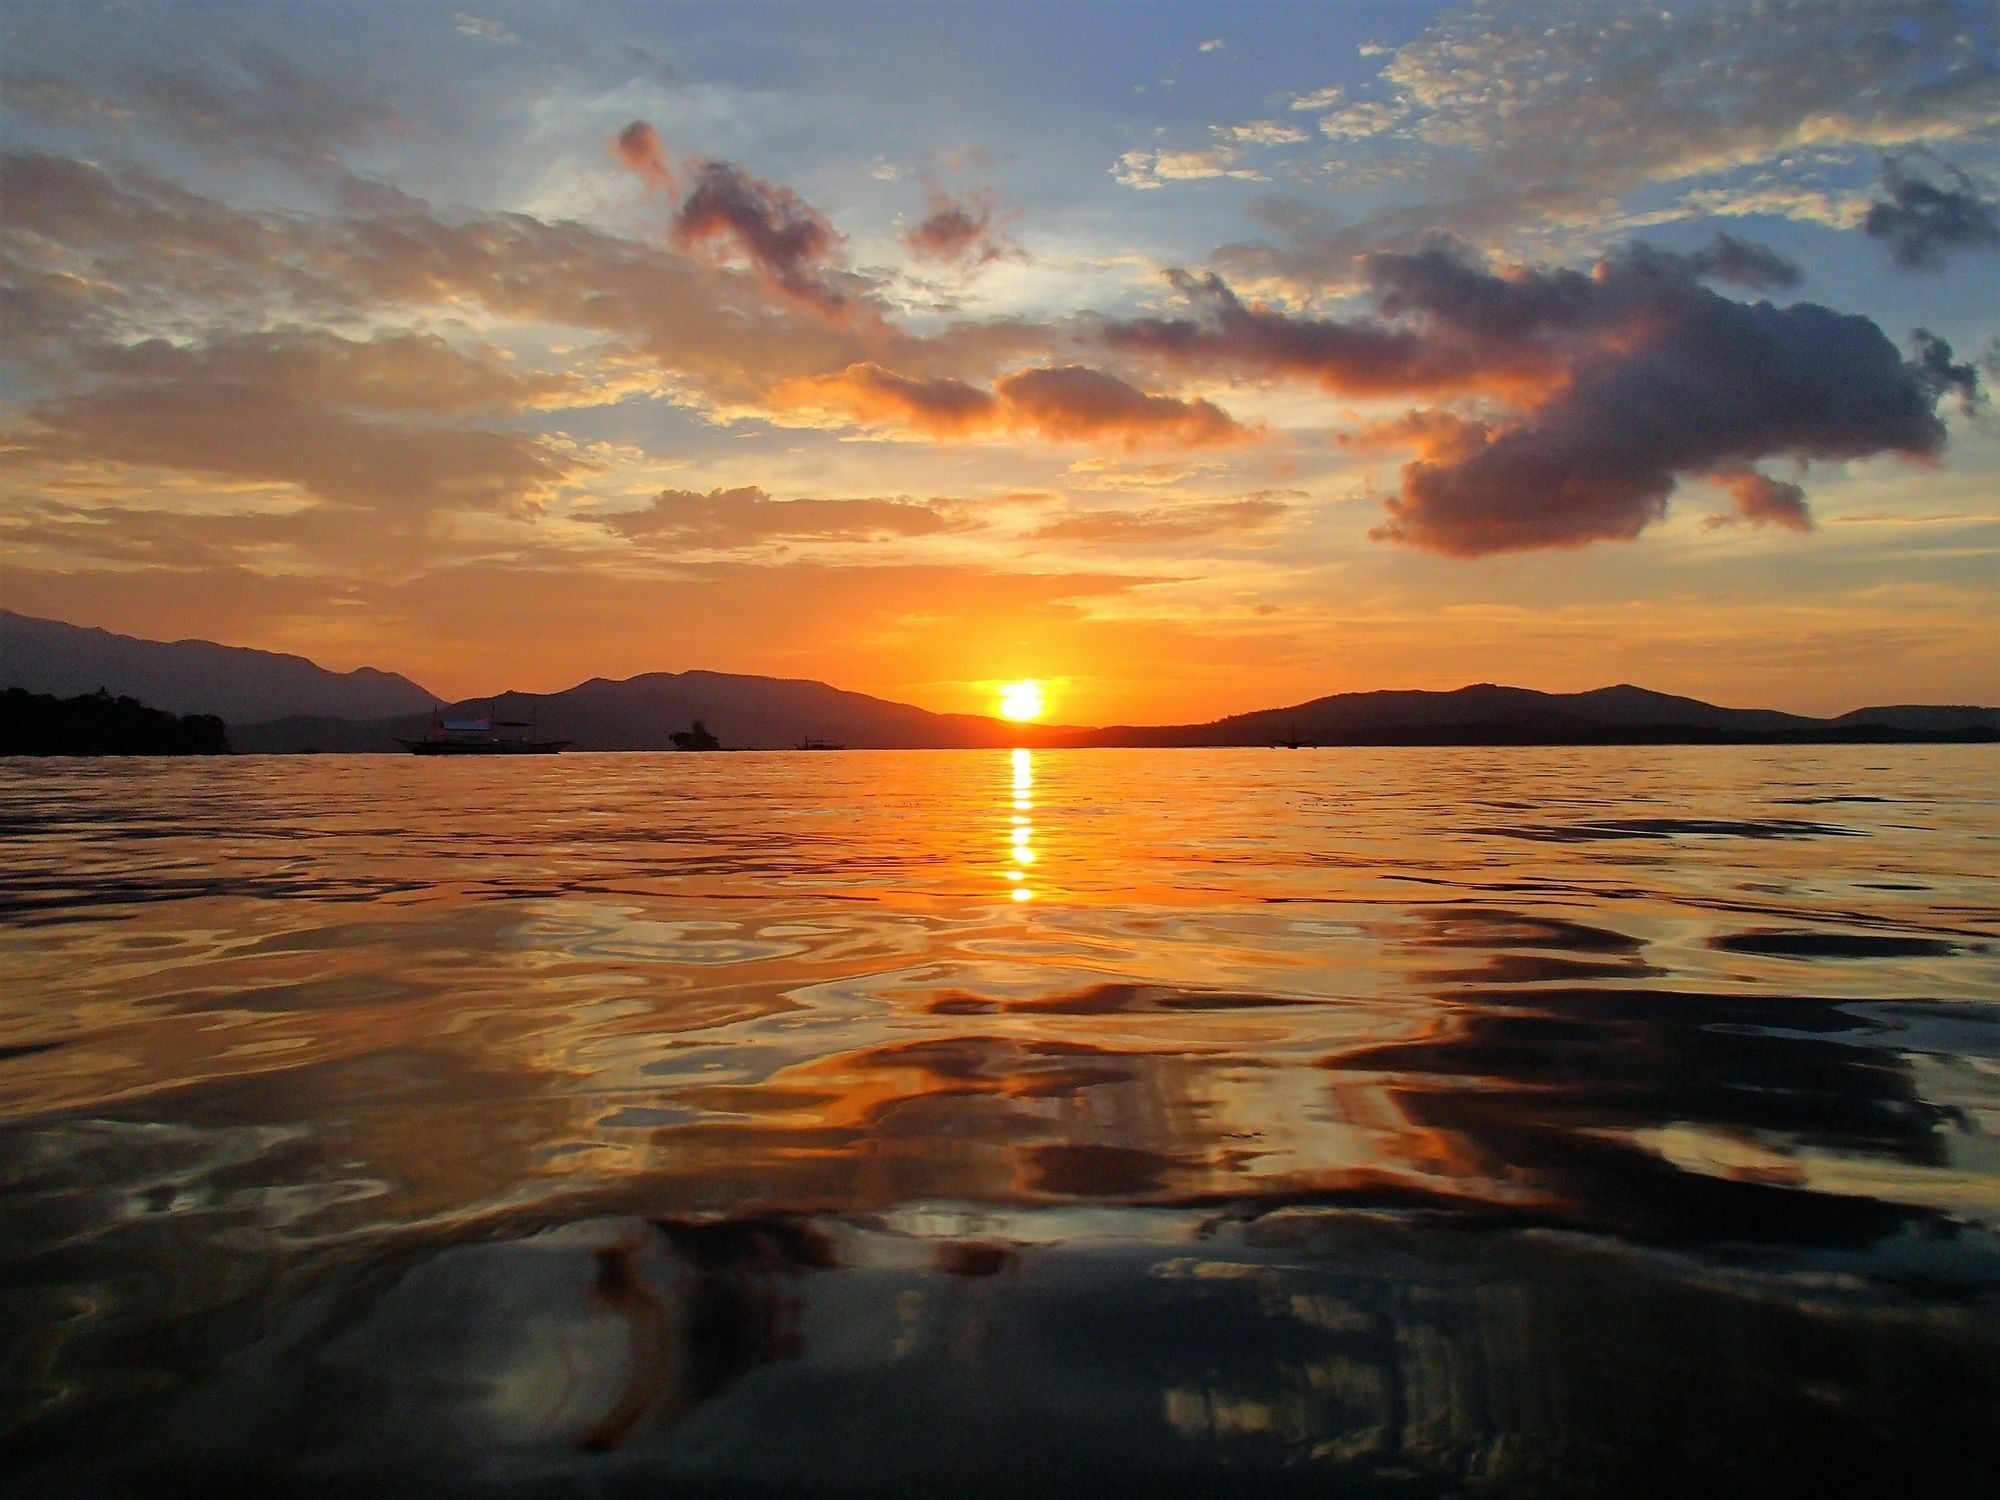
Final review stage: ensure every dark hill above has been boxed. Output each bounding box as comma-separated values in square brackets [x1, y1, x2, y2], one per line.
[1831, 705, 2000, 733]
[0, 611, 435, 724]
[1050, 684, 1994, 748]
[231, 670, 1074, 753]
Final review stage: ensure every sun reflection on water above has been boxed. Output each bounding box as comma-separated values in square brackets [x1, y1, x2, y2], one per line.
[1007, 747, 1035, 902]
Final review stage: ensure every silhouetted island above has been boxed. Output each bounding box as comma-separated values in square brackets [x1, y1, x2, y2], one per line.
[1, 688, 229, 756]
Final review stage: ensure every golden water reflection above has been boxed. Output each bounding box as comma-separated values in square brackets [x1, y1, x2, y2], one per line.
[1, 748, 1996, 1490]
[1006, 747, 1036, 903]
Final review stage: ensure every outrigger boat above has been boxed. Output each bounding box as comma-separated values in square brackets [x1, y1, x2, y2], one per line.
[400, 709, 570, 755]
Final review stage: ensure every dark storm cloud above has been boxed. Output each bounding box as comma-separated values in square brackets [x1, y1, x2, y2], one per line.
[1108, 235, 1805, 397]
[1863, 151, 2000, 270]
[1106, 238, 1976, 556]
[1370, 293, 1966, 557]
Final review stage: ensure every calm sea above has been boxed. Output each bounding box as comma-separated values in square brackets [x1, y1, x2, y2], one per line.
[2, 747, 1997, 1495]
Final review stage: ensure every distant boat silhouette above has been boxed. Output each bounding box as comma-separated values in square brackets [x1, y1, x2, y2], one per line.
[671, 719, 722, 751]
[400, 704, 569, 755]
[794, 737, 847, 751]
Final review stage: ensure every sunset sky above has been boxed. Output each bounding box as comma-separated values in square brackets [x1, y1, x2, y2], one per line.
[3, 0, 1996, 723]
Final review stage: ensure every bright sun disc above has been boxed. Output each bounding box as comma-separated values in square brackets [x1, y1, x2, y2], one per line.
[997, 680, 1044, 722]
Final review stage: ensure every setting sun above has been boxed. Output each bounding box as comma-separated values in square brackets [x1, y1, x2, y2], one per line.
[997, 681, 1045, 722]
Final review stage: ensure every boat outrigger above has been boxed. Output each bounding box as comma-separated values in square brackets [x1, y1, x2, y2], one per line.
[400, 710, 570, 755]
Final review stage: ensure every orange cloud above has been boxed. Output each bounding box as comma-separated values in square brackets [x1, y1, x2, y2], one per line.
[596, 485, 975, 546]
[611, 119, 677, 195]
[772, 361, 1250, 450]
[902, 185, 1020, 267]
[995, 365, 1247, 448]
[1704, 468, 1814, 533]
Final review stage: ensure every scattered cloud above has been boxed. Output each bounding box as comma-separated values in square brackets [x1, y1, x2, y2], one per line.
[1113, 146, 1263, 189]
[671, 156, 855, 318]
[1217, 0, 2000, 286]
[1315, 99, 1407, 141]
[612, 120, 677, 195]
[1288, 86, 1343, 113]
[1863, 150, 2000, 271]
[1198, 39, 1227, 54]
[1704, 468, 1813, 533]
[1370, 0, 1999, 189]
[902, 184, 1021, 268]
[1213, 121, 1311, 148]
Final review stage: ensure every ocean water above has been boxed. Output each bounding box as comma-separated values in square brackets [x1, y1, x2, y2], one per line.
[1, 747, 1996, 1496]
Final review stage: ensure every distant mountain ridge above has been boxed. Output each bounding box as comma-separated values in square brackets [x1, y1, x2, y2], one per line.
[229, 669, 1087, 753]
[2, 613, 1992, 751]
[1051, 682, 1998, 748]
[0, 612, 436, 724]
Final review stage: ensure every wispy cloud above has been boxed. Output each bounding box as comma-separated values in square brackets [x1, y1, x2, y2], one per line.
[1031, 496, 1289, 545]
[453, 13, 519, 45]
[597, 485, 975, 547]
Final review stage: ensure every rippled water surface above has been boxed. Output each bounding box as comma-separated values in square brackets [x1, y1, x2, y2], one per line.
[3, 747, 1997, 1496]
